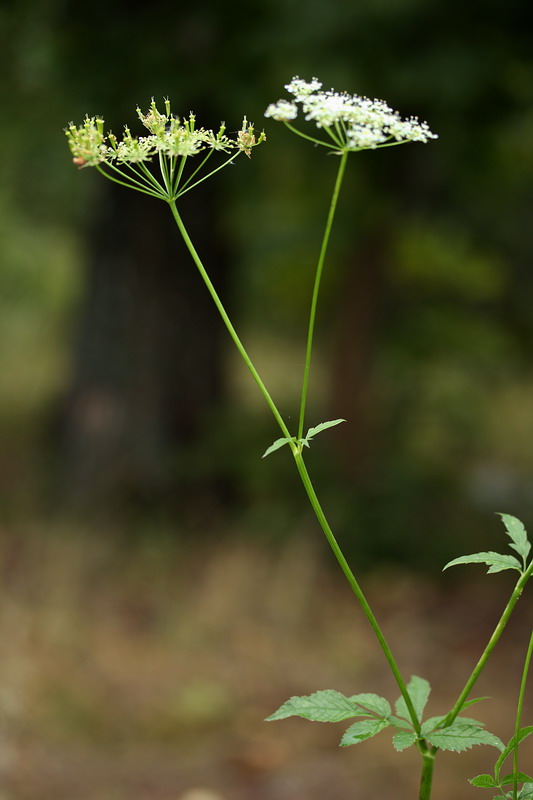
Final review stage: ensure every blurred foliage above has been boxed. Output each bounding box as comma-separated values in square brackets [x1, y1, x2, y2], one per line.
[1, 0, 533, 564]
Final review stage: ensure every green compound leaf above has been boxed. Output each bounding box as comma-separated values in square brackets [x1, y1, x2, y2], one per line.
[443, 551, 522, 574]
[393, 730, 418, 752]
[262, 437, 294, 458]
[427, 722, 504, 753]
[395, 675, 431, 724]
[519, 783, 533, 800]
[469, 774, 499, 788]
[340, 717, 390, 746]
[348, 693, 391, 718]
[304, 418, 346, 442]
[266, 689, 365, 723]
[498, 513, 531, 563]
[500, 773, 533, 787]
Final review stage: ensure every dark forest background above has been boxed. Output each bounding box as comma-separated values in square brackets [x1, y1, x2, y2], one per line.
[2, 0, 533, 565]
[1, 2, 533, 799]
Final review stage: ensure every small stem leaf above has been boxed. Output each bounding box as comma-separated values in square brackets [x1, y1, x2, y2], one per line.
[518, 784, 533, 800]
[266, 689, 367, 723]
[395, 675, 431, 723]
[443, 552, 523, 574]
[393, 730, 418, 752]
[500, 773, 533, 787]
[458, 697, 490, 712]
[495, 727, 533, 778]
[262, 437, 293, 458]
[340, 717, 390, 746]
[427, 722, 504, 753]
[469, 774, 499, 788]
[304, 418, 346, 443]
[348, 693, 391, 718]
[498, 513, 531, 563]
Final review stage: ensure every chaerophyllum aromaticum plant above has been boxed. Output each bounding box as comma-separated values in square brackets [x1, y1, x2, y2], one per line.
[66, 78, 533, 800]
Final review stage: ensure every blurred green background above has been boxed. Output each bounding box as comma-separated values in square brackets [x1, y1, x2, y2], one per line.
[1, 0, 533, 798]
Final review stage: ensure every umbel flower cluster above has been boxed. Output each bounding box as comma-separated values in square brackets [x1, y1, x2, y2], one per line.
[265, 77, 438, 152]
[65, 99, 265, 201]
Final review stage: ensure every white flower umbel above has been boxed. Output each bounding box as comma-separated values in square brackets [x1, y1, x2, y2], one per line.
[66, 99, 265, 202]
[265, 76, 438, 153]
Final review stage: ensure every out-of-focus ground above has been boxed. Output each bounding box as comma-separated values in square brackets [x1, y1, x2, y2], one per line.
[0, 526, 530, 800]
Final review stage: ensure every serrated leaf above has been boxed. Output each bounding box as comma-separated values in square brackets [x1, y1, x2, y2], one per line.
[455, 716, 487, 728]
[348, 693, 391, 718]
[498, 513, 531, 563]
[262, 437, 293, 458]
[496, 726, 533, 778]
[443, 551, 522, 574]
[304, 419, 346, 442]
[340, 717, 389, 746]
[500, 773, 533, 787]
[427, 722, 504, 753]
[395, 676, 431, 723]
[422, 715, 485, 736]
[469, 774, 499, 788]
[266, 690, 363, 723]
[519, 783, 533, 800]
[393, 730, 418, 751]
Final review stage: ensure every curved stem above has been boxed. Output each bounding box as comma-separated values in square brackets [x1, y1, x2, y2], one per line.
[167, 200, 292, 442]
[293, 451, 422, 735]
[297, 151, 348, 440]
[444, 563, 533, 727]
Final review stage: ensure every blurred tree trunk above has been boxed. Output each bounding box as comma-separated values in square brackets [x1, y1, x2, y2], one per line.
[60, 178, 230, 513]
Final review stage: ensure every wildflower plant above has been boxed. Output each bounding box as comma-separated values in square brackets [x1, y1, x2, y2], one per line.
[66, 78, 533, 800]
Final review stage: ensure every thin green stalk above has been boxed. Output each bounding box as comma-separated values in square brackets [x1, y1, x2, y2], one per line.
[297, 150, 348, 440]
[167, 196, 420, 736]
[167, 200, 292, 442]
[293, 450, 422, 735]
[512, 628, 533, 800]
[444, 563, 533, 727]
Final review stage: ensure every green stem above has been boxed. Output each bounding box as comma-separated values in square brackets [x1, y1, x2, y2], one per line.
[444, 563, 533, 727]
[418, 748, 436, 800]
[167, 197, 419, 735]
[297, 151, 348, 440]
[167, 200, 292, 443]
[293, 451, 422, 735]
[512, 628, 533, 800]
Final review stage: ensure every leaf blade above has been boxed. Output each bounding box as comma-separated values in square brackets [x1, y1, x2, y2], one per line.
[340, 717, 389, 746]
[393, 730, 418, 752]
[348, 693, 391, 718]
[266, 689, 364, 723]
[427, 723, 504, 753]
[304, 418, 346, 442]
[262, 437, 293, 458]
[443, 551, 522, 574]
[395, 676, 431, 724]
[498, 513, 531, 563]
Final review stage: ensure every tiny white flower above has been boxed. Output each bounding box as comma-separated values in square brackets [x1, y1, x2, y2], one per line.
[265, 76, 438, 153]
[265, 100, 298, 122]
[284, 77, 322, 101]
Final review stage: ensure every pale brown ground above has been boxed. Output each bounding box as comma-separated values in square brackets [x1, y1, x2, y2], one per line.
[0, 526, 531, 800]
